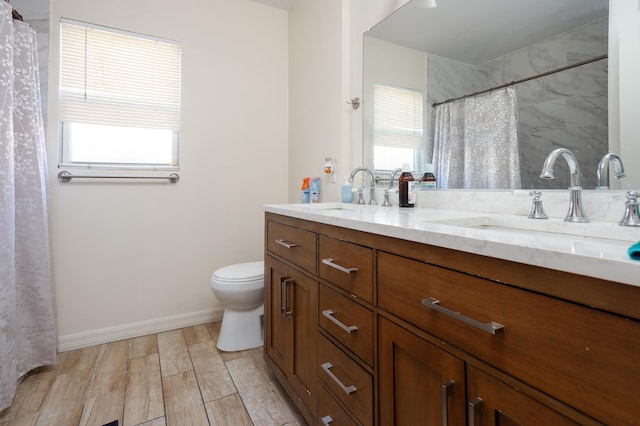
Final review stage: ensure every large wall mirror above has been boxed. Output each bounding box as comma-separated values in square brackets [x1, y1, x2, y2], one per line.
[362, 0, 634, 190]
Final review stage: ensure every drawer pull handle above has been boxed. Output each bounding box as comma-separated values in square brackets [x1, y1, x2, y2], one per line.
[322, 258, 358, 274]
[441, 380, 455, 426]
[468, 397, 484, 426]
[275, 239, 297, 249]
[321, 362, 357, 395]
[422, 298, 505, 335]
[321, 415, 333, 425]
[322, 309, 359, 333]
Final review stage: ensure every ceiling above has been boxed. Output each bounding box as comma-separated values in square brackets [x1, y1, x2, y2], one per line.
[367, 0, 608, 65]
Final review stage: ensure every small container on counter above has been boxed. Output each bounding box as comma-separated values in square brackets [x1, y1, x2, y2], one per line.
[398, 163, 415, 208]
[420, 164, 437, 190]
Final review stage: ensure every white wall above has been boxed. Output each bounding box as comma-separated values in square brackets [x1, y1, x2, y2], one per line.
[287, 0, 407, 203]
[611, 0, 640, 189]
[287, 0, 346, 203]
[48, 0, 289, 349]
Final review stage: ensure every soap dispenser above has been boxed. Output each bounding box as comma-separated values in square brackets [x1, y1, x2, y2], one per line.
[341, 177, 353, 203]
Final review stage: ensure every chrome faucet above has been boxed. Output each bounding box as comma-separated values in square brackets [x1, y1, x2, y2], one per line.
[539, 148, 589, 223]
[596, 153, 627, 189]
[389, 168, 403, 189]
[349, 167, 376, 205]
[380, 168, 403, 207]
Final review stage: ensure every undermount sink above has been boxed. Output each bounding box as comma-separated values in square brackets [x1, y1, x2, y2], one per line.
[424, 215, 639, 244]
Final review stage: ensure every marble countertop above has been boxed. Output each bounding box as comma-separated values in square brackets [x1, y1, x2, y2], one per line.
[264, 202, 640, 287]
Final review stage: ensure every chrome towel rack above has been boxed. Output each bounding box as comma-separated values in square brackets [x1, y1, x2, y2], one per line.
[58, 171, 179, 183]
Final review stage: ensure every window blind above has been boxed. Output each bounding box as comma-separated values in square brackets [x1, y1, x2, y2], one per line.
[373, 83, 423, 150]
[59, 20, 181, 131]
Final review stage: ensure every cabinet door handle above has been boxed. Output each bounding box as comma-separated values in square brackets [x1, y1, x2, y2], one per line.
[441, 380, 455, 426]
[322, 258, 358, 274]
[322, 309, 359, 333]
[280, 277, 292, 318]
[275, 239, 297, 248]
[468, 397, 484, 426]
[321, 362, 357, 395]
[321, 415, 333, 425]
[279, 276, 287, 314]
[422, 297, 505, 335]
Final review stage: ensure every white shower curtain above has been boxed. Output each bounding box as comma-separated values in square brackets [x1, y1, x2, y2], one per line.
[433, 87, 521, 189]
[0, 2, 56, 412]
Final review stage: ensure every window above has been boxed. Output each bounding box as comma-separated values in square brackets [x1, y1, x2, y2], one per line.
[373, 83, 424, 172]
[59, 20, 181, 170]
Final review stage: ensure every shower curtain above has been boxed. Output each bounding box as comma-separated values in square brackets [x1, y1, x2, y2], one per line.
[0, 1, 56, 412]
[433, 87, 521, 189]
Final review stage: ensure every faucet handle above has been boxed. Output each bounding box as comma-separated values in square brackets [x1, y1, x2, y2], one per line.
[382, 189, 392, 207]
[528, 191, 548, 219]
[619, 191, 640, 227]
[356, 188, 366, 205]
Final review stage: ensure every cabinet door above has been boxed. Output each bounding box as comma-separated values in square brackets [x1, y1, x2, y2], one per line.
[378, 317, 466, 426]
[265, 256, 289, 377]
[289, 267, 318, 415]
[466, 366, 580, 426]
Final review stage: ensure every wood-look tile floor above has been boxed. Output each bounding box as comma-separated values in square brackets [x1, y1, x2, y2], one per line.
[0, 321, 304, 426]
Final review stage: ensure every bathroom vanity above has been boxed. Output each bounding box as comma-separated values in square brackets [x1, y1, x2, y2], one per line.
[263, 201, 640, 425]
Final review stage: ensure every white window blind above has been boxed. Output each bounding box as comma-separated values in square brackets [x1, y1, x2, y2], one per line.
[59, 19, 181, 168]
[373, 83, 423, 150]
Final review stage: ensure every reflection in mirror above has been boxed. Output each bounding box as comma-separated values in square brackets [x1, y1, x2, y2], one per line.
[363, 0, 611, 190]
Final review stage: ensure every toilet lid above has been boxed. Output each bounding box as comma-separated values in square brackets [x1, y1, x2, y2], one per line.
[213, 261, 264, 282]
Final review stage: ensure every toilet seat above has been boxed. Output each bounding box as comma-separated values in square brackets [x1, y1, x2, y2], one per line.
[212, 261, 264, 283]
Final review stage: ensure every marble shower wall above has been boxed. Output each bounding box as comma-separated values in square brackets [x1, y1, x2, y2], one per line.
[427, 18, 608, 189]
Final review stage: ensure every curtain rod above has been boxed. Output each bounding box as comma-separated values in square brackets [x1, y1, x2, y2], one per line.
[432, 54, 608, 107]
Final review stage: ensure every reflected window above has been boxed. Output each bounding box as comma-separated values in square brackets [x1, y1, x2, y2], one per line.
[373, 83, 424, 171]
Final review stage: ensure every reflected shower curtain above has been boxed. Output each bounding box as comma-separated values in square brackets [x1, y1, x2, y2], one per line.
[0, 2, 56, 412]
[433, 87, 521, 189]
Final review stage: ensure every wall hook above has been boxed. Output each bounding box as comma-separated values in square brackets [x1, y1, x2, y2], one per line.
[347, 97, 360, 110]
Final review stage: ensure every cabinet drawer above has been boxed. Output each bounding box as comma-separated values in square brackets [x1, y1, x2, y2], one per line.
[318, 383, 361, 426]
[318, 334, 373, 426]
[377, 251, 640, 425]
[267, 220, 316, 273]
[319, 284, 374, 366]
[318, 235, 373, 303]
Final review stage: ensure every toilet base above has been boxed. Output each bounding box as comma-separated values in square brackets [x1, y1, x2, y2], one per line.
[216, 304, 264, 352]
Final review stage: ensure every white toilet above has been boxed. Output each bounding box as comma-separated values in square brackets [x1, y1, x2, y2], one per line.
[210, 261, 265, 352]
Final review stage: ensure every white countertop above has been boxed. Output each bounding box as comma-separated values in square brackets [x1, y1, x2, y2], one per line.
[264, 202, 640, 287]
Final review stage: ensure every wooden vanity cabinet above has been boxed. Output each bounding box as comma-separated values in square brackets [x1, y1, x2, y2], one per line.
[317, 235, 375, 425]
[264, 213, 640, 425]
[378, 316, 466, 426]
[265, 220, 318, 424]
[465, 365, 581, 426]
[379, 317, 582, 425]
[377, 250, 639, 425]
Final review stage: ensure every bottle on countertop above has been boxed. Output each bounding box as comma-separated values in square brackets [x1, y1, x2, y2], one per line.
[420, 164, 437, 190]
[398, 163, 415, 208]
[301, 177, 310, 203]
[341, 177, 353, 203]
[310, 177, 320, 203]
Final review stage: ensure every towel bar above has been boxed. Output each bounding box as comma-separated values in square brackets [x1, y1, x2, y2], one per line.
[58, 171, 179, 183]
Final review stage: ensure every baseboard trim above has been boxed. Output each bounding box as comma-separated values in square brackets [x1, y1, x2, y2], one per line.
[57, 308, 225, 352]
